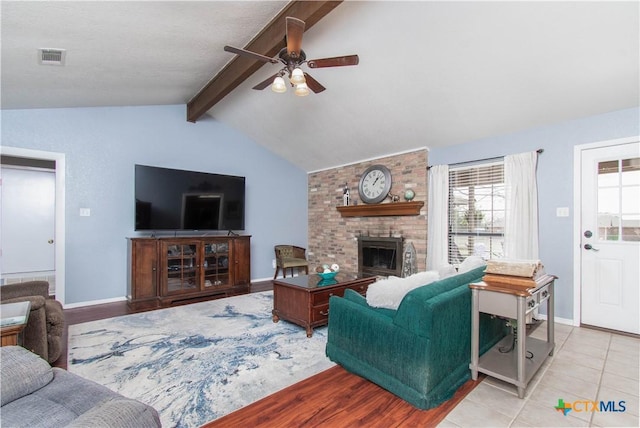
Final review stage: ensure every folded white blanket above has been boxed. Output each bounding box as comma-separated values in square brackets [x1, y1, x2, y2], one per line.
[366, 270, 440, 310]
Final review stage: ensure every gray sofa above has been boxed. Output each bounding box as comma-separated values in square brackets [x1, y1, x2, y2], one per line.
[1, 346, 161, 427]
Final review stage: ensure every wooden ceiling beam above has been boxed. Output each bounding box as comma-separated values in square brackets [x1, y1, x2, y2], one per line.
[186, 1, 343, 123]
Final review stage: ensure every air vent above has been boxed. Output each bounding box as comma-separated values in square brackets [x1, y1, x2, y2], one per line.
[38, 48, 66, 66]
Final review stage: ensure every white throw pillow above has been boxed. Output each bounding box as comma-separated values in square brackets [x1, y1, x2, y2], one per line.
[366, 270, 440, 310]
[458, 256, 487, 273]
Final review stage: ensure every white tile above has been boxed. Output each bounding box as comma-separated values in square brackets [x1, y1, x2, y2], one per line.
[444, 397, 513, 427]
[547, 358, 603, 382]
[591, 407, 639, 427]
[528, 382, 593, 422]
[436, 418, 462, 427]
[598, 385, 639, 417]
[607, 348, 639, 367]
[512, 399, 589, 427]
[604, 358, 640, 381]
[559, 338, 609, 360]
[464, 382, 527, 418]
[609, 335, 640, 355]
[535, 370, 599, 401]
[553, 347, 606, 371]
[600, 371, 640, 397]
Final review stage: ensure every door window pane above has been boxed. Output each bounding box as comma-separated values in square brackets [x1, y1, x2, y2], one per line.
[598, 157, 640, 242]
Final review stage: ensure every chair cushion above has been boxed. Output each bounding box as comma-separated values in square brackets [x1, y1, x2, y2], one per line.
[1, 346, 53, 406]
[280, 257, 308, 268]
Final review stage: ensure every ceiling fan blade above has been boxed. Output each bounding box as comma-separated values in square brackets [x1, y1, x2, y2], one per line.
[224, 45, 279, 64]
[303, 73, 326, 93]
[286, 17, 305, 57]
[252, 73, 280, 90]
[307, 55, 359, 68]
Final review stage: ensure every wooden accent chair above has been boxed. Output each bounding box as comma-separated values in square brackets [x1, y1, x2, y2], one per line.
[273, 245, 309, 279]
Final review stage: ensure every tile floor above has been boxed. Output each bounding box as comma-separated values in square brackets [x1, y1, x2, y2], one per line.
[439, 322, 639, 427]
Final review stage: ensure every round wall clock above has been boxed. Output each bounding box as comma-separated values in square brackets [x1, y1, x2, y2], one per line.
[358, 164, 392, 204]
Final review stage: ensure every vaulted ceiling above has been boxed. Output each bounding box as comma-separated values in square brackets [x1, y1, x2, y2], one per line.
[2, 1, 638, 172]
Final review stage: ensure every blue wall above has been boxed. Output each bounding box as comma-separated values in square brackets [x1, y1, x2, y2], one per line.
[429, 107, 640, 321]
[1, 104, 308, 304]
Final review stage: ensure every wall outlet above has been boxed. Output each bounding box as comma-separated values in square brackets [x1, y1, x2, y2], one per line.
[272, 259, 276, 269]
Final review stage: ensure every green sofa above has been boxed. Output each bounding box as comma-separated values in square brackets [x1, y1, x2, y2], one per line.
[325, 265, 506, 409]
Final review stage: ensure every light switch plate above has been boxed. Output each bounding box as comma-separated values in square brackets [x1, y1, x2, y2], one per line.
[556, 207, 569, 217]
[79, 208, 91, 217]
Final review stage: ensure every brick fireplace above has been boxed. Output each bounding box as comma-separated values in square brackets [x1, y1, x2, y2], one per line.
[307, 149, 428, 274]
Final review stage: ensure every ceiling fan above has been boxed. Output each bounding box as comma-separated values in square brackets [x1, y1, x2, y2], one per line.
[224, 17, 359, 96]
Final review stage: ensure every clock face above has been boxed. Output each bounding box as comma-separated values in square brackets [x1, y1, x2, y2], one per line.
[358, 165, 392, 204]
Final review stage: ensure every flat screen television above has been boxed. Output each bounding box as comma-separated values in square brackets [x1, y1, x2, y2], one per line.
[134, 164, 245, 231]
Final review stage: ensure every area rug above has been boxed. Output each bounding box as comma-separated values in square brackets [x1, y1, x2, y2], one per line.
[67, 291, 334, 428]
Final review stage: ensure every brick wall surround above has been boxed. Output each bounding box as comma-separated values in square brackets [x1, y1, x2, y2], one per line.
[308, 149, 428, 274]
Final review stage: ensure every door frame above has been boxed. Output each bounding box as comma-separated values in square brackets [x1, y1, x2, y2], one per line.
[0, 146, 66, 305]
[572, 135, 639, 327]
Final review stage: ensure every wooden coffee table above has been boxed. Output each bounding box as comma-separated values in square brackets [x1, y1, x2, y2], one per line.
[0, 301, 31, 347]
[272, 272, 376, 337]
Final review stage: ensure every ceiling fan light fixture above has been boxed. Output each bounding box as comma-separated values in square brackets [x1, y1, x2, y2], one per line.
[294, 82, 310, 97]
[271, 76, 287, 93]
[290, 67, 306, 85]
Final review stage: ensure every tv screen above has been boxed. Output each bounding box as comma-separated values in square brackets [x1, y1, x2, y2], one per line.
[135, 164, 245, 231]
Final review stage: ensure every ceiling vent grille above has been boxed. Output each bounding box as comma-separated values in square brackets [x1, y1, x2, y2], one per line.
[38, 49, 66, 66]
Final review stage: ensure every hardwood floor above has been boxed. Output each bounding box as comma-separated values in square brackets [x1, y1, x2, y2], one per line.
[55, 279, 476, 426]
[203, 366, 484, 428]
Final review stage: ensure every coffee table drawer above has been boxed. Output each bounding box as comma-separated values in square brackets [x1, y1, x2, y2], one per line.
[312, 282, 370, 306]
[312, 305, 330, 322]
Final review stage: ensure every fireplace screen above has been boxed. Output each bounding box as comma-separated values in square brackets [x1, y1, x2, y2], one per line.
[358, 237, 403, 277]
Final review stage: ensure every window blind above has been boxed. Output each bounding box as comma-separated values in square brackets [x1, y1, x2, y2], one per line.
[448, 162, 505, 265]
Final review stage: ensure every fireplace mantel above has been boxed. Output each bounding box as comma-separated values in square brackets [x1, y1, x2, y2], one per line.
[337, 201, 424, 217]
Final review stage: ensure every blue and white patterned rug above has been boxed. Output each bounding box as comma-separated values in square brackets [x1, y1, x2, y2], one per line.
[68, 291, 334, 428]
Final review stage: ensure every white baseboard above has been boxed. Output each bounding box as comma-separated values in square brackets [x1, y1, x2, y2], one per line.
[63, 296, 127, 309]
[535, 313, 577, 326]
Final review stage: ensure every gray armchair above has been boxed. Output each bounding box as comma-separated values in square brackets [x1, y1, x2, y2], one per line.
[0, 281, 64, 364]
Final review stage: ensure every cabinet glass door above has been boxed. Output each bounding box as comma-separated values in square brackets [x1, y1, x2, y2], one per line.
[203, 241, 230, 288]
[165, 243, 198, 293]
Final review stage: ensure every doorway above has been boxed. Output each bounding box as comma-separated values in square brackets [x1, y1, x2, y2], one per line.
[574, 137, 640, 334]
[0, 147, 66, 305]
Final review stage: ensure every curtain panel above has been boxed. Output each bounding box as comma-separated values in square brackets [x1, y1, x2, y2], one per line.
[504, 151, 539, 259]
[426, 165, 449, 269]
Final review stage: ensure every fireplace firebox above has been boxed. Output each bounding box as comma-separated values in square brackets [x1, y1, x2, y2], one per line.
[358, 236, 403, 277]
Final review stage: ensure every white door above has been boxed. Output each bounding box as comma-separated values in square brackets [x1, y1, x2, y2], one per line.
[0, 166, 56, 275]
[580, 141, 640, 334]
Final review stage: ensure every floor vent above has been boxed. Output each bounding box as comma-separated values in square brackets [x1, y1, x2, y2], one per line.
[38, 48, 66, 66]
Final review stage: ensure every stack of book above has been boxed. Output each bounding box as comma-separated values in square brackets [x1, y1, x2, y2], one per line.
[482, 259, 551, 292]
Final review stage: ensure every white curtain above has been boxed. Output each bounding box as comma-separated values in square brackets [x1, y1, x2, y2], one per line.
[426, 165, 449, 269]
[504, 151, 539, 259]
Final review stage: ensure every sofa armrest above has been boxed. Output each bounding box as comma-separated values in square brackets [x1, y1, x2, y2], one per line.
[45, 299, 65, 334]
[1, 346, 53, 406]
[64, 397, 161, 428]
[1, 281, 49, 300]
[2, 295, 46, 311]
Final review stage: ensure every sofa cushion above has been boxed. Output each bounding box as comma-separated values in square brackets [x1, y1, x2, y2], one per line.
[366, 271, 440, 310]
[1, 346, 53, 406]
